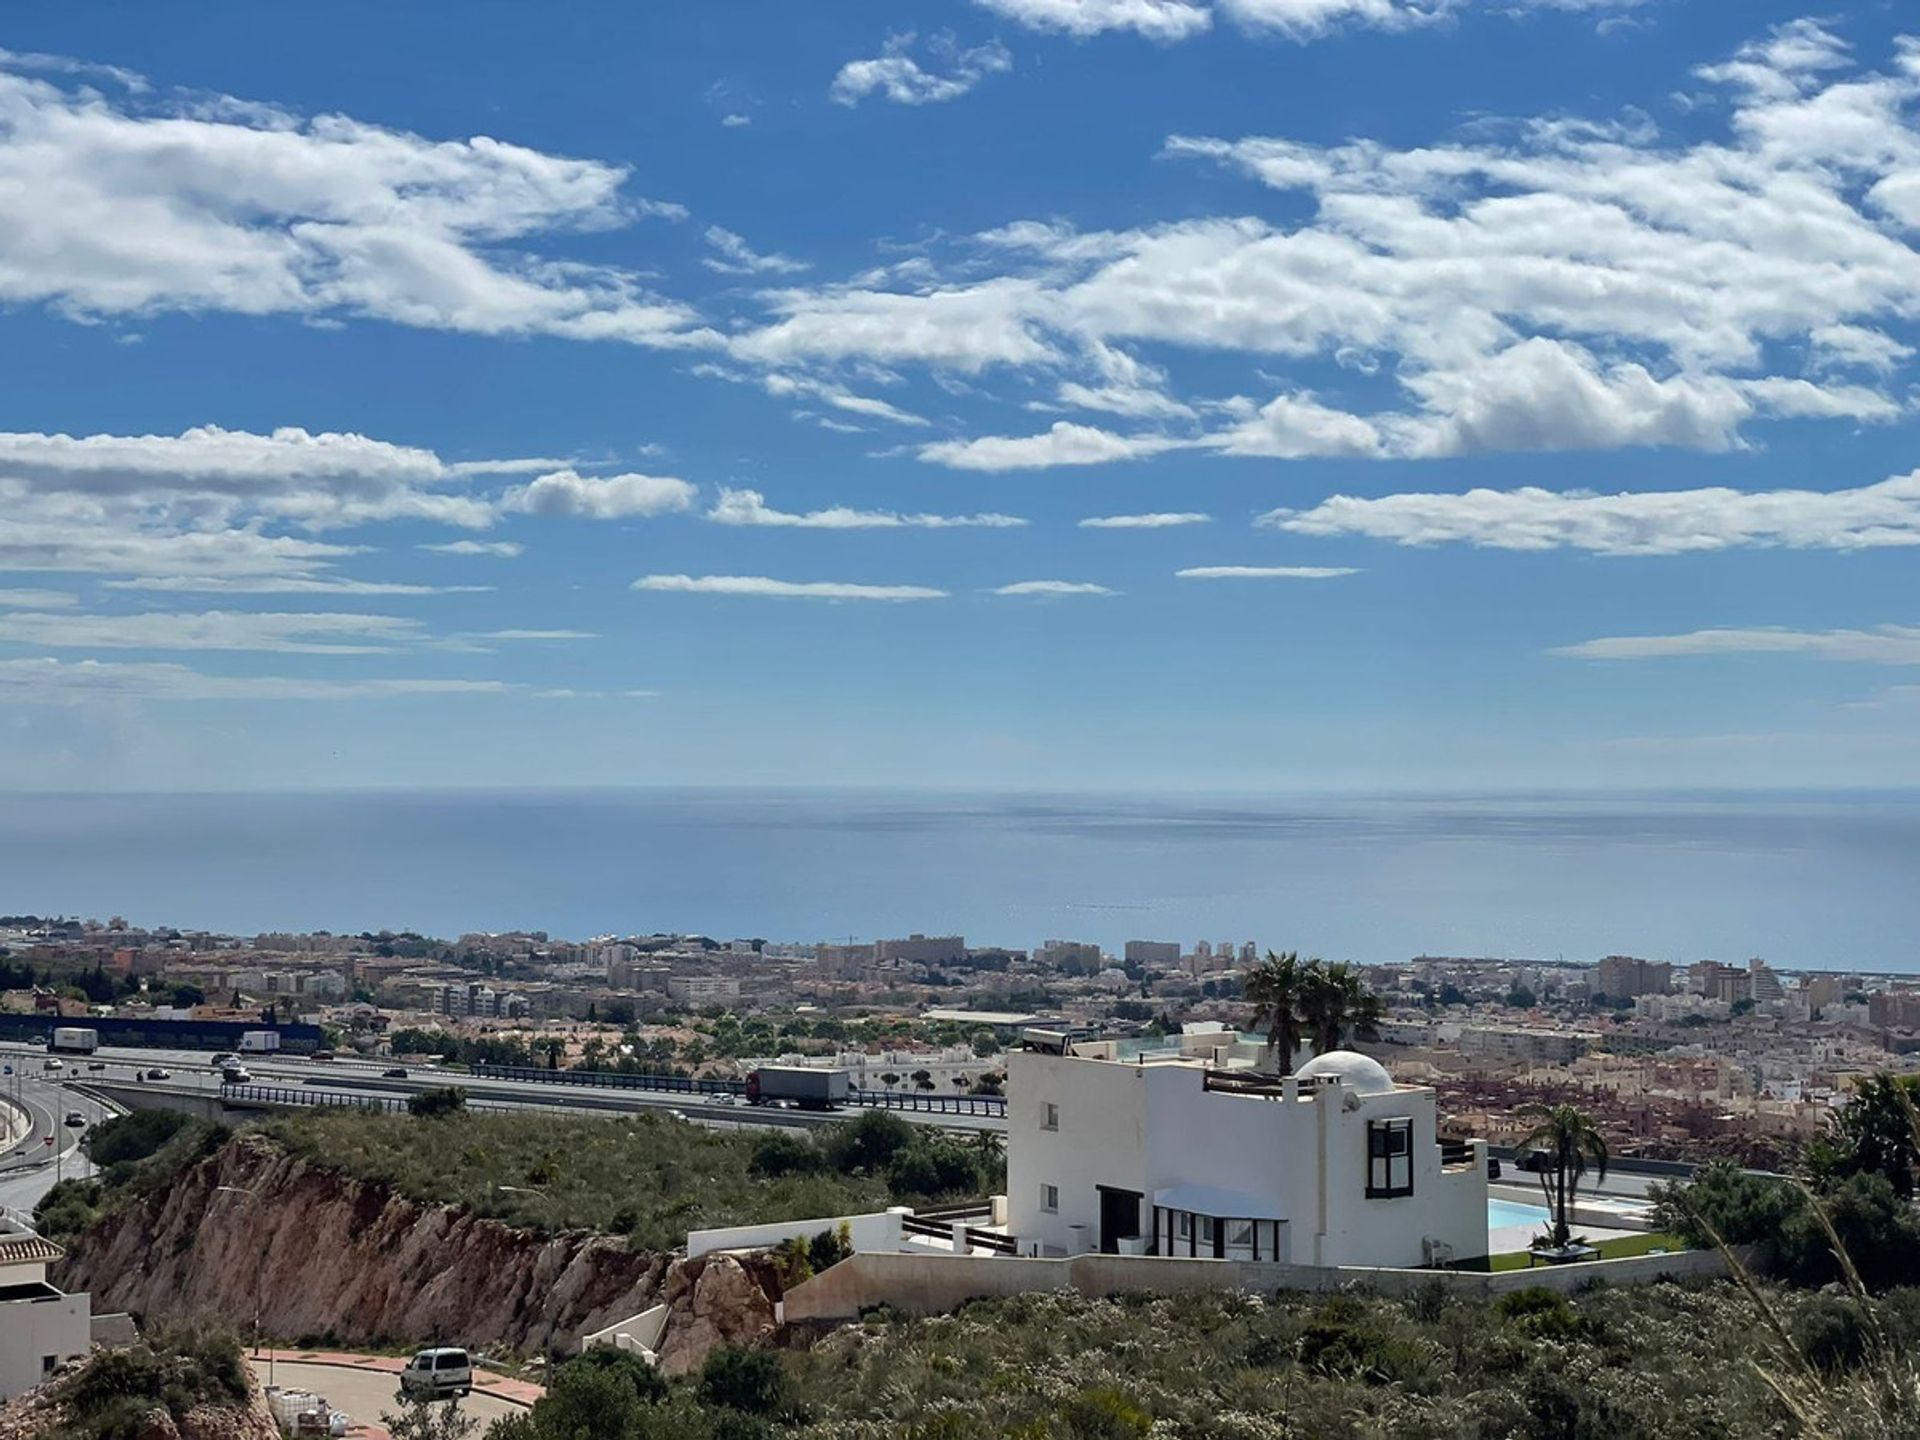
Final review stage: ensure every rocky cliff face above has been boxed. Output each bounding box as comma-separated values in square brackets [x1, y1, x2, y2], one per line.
[56, 1134, 779, 1372]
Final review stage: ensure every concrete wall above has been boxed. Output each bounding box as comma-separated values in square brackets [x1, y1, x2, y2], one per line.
[783, 1247, 1731, 1324]
[0, 1291, 91, 1400]
[686, 1209, 907, 1261]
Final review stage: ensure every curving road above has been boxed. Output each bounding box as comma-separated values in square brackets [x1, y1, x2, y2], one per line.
[251, 1358, 526, 1438]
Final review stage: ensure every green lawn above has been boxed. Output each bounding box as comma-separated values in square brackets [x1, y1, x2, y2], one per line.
[1479, 1231, 1689, 1272]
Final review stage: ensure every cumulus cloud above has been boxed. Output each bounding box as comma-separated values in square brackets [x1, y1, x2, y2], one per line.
[0, 657, 515, 703]
[502, 468, 696, 519]
[1555, 626, 1920, 665]
[920, 421, 1184, 471]
[831, 34, 1012, 107]
[703, 226, 809, 276]
[0, 609, 426, 654]
[634, 574, 947, 601]
[420, 540, 524, 558]
[990, 580, 1116, 595]
[734, 23, 1920, 470]
[0, 57, 702, 346]
[1176, 565, 1359, 579]
[973, 0, 1212, 40]
[708, 488, 1026, 529]
[1079, 512, 1210, 528]
[1262, 468, 1920, 555]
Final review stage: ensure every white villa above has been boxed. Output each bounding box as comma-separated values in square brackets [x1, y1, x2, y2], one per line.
[1006, 1030, 1490, 1268]
[0, 1213, 90, 1400]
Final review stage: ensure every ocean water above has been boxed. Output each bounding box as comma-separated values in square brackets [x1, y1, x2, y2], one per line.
[0, 788, 1915, 969]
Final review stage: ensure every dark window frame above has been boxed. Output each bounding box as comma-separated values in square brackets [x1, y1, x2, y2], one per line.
[1366, 1116, 1415, 1198]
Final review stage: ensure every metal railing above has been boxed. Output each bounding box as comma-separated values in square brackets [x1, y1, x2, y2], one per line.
[1438, 1139, 1476, 1169]
[219, 1083, 511, 1115]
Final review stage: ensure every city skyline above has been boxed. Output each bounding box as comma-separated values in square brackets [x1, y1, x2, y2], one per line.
[2, 4, 1919, 792]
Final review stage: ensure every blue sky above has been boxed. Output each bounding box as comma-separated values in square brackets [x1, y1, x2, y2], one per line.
[1, 0, 1918, 792]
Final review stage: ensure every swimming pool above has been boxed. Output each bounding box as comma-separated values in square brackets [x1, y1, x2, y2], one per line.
[1488, 1198, 1551, 1229]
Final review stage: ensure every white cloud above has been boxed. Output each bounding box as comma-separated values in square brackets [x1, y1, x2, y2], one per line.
[106, 575, 486, 596]
[831, 34, 1012, 108]
[920, 421, 1184, 471]
[975, 0, 1641, 41]
[691, 363, 929, 427]
[502, 468, 696, 520]
[971, 0, 1212, 41]
[633, 574, 947, 601]
[0, 609, 425, 654]
[1263, 467, 1920, 555]
[0, 656, 514, 703]
[472, 629, 595, 641]
[991, 580, 1116, 595]
[708, 488, 1025, 530]
[420, 540, 524, 558]
[721, 114, 751, 128]
[0, 588, 78, 608]
[1079, 512, 1211, 528]
[0, 59, 703, 347]
[1176, 565, 1359, 579]
[736, 24, 1920, 467]
[703, 226, 809, 277]
[1555, 626, 1920, 665]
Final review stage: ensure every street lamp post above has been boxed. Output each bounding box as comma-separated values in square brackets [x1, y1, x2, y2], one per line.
[213, 1184, 271, 1389]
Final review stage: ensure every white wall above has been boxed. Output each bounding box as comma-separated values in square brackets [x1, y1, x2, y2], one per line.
[685, 1209, 905, 1260]
[1006, 1050, 1488, 1268]
[0, 1293, 91, 1400]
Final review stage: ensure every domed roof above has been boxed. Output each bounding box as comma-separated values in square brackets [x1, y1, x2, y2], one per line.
[1294, 1050, 1395, 1096]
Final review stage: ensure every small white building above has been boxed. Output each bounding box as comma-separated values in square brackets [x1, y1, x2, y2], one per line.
[0, 1218, 90, 1399]
[1007, 1034, 1489, 1268]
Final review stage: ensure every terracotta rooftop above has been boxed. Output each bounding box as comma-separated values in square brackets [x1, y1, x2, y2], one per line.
[0, 1236, 65, 1266]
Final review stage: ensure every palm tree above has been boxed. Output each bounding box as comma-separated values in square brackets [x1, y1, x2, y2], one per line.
[1517, 1102, 1609, 1249]
[1245, 951, 1308, 1075]
[972, 1128, 1004, 1162]
[1300, 961, 1383, 1055]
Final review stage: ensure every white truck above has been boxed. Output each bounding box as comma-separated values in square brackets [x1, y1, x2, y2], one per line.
[49, 1027, 99, 1055]
[238, 1030, 282, 1055]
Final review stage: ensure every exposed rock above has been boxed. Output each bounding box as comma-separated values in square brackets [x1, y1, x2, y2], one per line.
[56, 1134, 780, 1368]
[0, 1350, 279, 1440]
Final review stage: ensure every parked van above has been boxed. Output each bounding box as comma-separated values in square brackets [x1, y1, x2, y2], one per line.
[399, 1347, 472, 1400]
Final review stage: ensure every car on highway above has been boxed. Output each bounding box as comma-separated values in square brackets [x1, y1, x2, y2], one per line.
[86, 1061, 105, 1071]
[221, 1065, 252, 1084]
[63, 1111, 85, 1128]
[398, 1347, 472, 1400]
[211, 1052, 237, 1067]
[42, 1058, 62, 1071]
[145, 1067, 171, 1080]
[382, 1067, 409, 1079]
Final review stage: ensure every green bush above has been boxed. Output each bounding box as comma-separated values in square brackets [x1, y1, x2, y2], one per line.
[749, 1131, 825, 1178]
[408, 1086, 469, 1118]
[697, 1345, 788, 1417]
[821, 1111, 915, 1174]
[59, 1324, 249, 1440]
[84, 1110, 189, 1168]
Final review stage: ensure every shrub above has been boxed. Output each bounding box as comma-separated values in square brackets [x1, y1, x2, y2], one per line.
[1790, 1293, 1872, 1373]
[84, 1110, 188, 1168]
[885, 1139, 983, 1201]
[750, 1131, 825, 1179]
[1056, 1387, 1151, 1438]
[408, 1087, 469, 1118]
[822, 1111, 915, 1174]
[698, 1345, 788, 1416]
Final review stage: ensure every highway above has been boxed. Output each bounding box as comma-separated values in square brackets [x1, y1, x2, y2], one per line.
[0, 1061, 120, 1217]
[0, 1040, 1007, 1138]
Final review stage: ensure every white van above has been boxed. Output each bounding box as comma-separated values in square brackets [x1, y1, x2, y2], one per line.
[399, 1347, 472, 1400]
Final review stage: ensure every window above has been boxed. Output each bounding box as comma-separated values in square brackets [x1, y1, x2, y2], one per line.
[1227, 1219, 1254, 1249]
[41, 1356, 56, 1377]
[1041, 1101, 1059, 1131]
[1367, 1117, 1414, 1198]
[1175, 1211, 1192, 1241]
[1041, 1183, 1059, 1212]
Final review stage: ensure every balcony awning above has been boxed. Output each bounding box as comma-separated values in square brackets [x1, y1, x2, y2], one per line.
[1151, 1184, 1286, 1220]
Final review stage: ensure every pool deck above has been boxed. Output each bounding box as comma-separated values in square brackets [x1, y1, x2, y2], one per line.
[1487, 1183, 1651, 1254]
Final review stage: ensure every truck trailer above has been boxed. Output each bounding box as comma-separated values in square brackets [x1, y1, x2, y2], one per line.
[238, 1030, 282, 1055]
[745, 1065, 851, 1110]
[49, 1027, 99, 1055]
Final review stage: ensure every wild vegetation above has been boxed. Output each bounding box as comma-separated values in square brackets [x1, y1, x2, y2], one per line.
[262, 1106, 1000, 1247]
[47, 1323, 251, 1440]
[34, 1111, 227, 1239]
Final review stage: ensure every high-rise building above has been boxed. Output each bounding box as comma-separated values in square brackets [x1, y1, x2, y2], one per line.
[1124, 940, 1181, 967]
[1595, 955, 1672, 999]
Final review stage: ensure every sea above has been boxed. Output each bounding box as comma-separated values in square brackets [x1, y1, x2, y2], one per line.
[0, 788, 1915, 971]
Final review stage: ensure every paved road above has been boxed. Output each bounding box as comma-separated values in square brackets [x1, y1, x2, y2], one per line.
[0, 1071, 118, 1216]
[252, 1359, 526, 1438]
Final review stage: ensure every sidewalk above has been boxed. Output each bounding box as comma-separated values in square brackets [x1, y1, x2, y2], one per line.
[256, 1347, 546, 1405]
